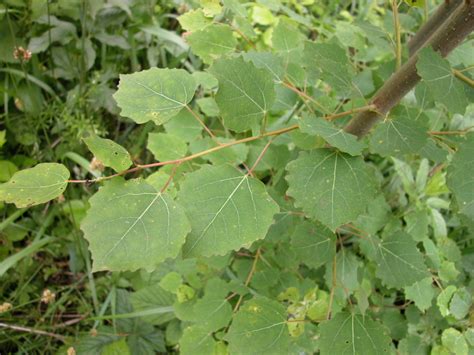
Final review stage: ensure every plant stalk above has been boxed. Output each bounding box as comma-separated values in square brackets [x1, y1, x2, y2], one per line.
[344, 1, 474, 138]
[408, 0, 463, 55]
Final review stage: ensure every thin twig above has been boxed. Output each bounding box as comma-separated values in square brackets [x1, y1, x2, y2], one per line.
[392, 0, 402, 69]
[453, 69, 474, 88]
[65, 103, 374, 185]
[0, 322, 66, 342]
[233, 248, 261, 312]
[282, 81, 331, 114]
[325, 104, 376, 121]
[326, 254, 337, 320]
[185, 105, 220, 143]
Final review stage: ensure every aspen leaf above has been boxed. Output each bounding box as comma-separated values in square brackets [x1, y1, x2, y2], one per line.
[209, 57, 276, 132]
[319, 312, 391, 355]
[177, 165, 279, 257]
[0, 163, 69, 208]
[447, 135, 474, 220]
[186, 24, 237, 64]
[81, 178, 190, 272]
[286, 149, 377, 230]
[299, 114, 365, 156]
[374, 231, 430, 288]
[114, 68, 197, 125]
[83, 134, 132, 172]
[225, 297, 290, 355]
[417, 47, 468, 114]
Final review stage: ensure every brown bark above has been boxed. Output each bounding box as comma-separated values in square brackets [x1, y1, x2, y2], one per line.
[344, 1, 474, 138]
[408, 0, 463, 55]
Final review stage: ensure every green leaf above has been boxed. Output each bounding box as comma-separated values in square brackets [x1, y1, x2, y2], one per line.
[319, 312, 391, 355]
[369, 115, 428, 157]
[0, 163, 69, 208]
[209, 57, 276, 132]
[447, 135, 474, 220]
[102, 338, 131, 355]
[179, 325, 215, 355]
[130, 284, 175, 325]
[178, 9, 211, 32]
[416, 47, 468, 114]
[441, 328, 468, 355]
[197, 97, 220, 117]
[286, 149, 377, 230]
[404, 0, 425, 7]
[81, 178, 191, 272]
[191, 278, 232, 332]
[374, 231, 430, 288]
[186, 24, 237, 64]
[404, 277, 435, 312]
[325, 250, 361, 292]
[272, 20, 304, 65]
[243, 51, 285, 83]
[449, 288, 472, 320]
[299, 114, 365, 156]
[113, 68, 197, 125]
[0, 130, 5, 148]
[83, 134, 132, 173]
[177, 165, 279, 257]
[192, 71, 218, 90]
[404, 209, 429, 242]
[147, 132, 187, 161]
[225, 297, 290, 355]
[201, 0, 222, 17]
[163, 109, 203, 143]
[190, 137, 249, 166]
[0, 161, 17, 183]
[290, 220, 336, 269]
[304, 42, 353, 94]
[437, 285, 457, 317]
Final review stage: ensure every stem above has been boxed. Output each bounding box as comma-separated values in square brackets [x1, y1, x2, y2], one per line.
[65, 103, 374, 184]
[326, 254, 337, 320]
[282, 81, 330, 114]
[453, 69, 474, 88]
[185, 105, 220, 143]
[233, 248, 261, 312]
[344, 1, 474, 138]
[392, 0, 402, 69]
[325, 104, 376, 121]
[0, 208, 27, 232]
[408, 0, 463, 56]
[0, 322, 66, 343]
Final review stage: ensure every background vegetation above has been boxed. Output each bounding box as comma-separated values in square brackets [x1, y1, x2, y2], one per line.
[0, 0, 473, 354]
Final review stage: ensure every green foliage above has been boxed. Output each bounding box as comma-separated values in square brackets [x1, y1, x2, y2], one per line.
[81, 178, 190, 272]
[113, 68, 197, 125]
[1, 0, 474, 353]
[319, 312, 392, 354]
[225, 297, 290, 354]
[286, 150, 377, 230]
[177, 164, 279, 257]
[0, 163, 69, 207]
[83, 134, 132, 173]
[209, 57, 276, 132]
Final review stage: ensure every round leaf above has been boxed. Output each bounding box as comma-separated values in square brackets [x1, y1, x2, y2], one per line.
[0, 163, 69, 208]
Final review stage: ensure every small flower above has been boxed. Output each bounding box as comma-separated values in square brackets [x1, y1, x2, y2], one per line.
[0, 302, 13, 313]
[41, 289, 56, 304]
[66, 347, 76, 355]
[13, 46, 32, 62]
